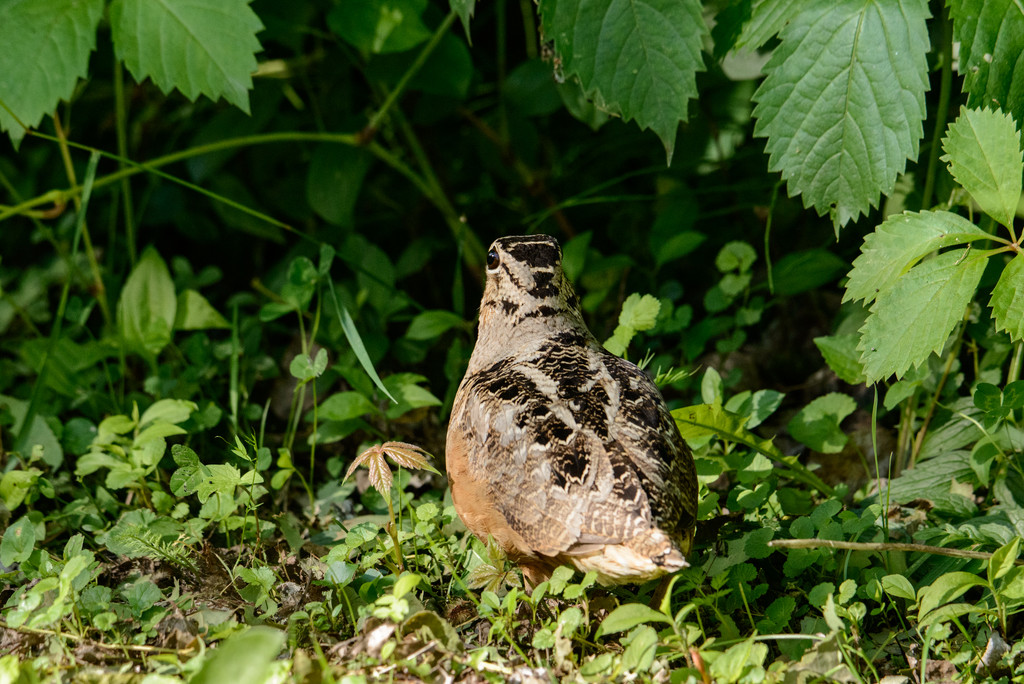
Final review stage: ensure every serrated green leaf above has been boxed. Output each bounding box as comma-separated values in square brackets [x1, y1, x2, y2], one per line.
[844, 210, 991, 305]
[174, 290, 230, 330]
[752, 0, 930, 229]
[788, 392, 857, 453]
[736, 0, 801, 51]
[451, 0, 475, 40]
[538, 0, 707, 162]
[0, 0, 104, 146]
[991, 254, 1024, 341]
[328, 0, 430, 55]
[110, 0, 263, 113]
[814, 334, 867, 384]
[859, 250, 987, 381]
[941, 107, 1023, 228]
[949, 0, 1024, 126]
[117, 247, 177, 361]
[619, 293, 661, 331]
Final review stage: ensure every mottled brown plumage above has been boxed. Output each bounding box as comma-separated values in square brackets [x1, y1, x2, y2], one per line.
[446, 235, 698, 586]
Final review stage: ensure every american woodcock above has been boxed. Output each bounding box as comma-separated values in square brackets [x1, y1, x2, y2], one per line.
[446, 234, 698, 586]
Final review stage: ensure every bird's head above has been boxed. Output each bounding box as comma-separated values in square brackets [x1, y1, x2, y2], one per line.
[474, 234, 587, 353]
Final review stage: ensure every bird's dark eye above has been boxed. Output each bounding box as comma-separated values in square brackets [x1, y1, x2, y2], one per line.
[486, 249, 500, 271]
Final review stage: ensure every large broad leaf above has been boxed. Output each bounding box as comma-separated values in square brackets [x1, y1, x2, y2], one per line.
[844, 211, 991, 305]
[191, 627, 284, 684]
[752, 0, 930, 230]
[0, 0, 104, 146]
[538, 0, 707, 162]
[991, 253, 1024, 342]
[858, 250, 987, 381]
[949, 0, 1024, 127]
[736, 0, 802, 51]
[109, 0, 264, 113]
[117, 247, 177, 361]
[941, 107, 1024, 229]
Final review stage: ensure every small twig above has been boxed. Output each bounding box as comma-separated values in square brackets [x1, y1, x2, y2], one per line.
[769, 539, 1024, 565]
[0, 620, 197, 655]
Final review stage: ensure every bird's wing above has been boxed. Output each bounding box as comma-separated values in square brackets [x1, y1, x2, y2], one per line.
[598, 352, 698, 548]
[450, 345, 659, 558]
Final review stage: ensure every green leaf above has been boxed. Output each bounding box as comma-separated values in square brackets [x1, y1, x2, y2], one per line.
[328, 0, 430, 55]
[621, 624, 658, 673]
[619, 293, 661, 331]
[917, 571, 987, 621]
[327, 279, 397, 404]
[881, 574, 916, 601]
[393, 572, 421, 599]
[988, 537, 1020, 584]
[595, 603, 672, 638]
[844, 211, 991, 305]
[858, 250, 987, 381]
[716, 241, 757, 273]
[0, 0, 104, 145]
[450, 0, 475, 39]
[991, 254, 1024, 341]
[318, 392, 377, 422]
[949, 0, 1024, 126]
[1, 516, 36, 567]
[306, 145, 373, 228]
[752, 0, 930, 229]
[674, 403, 785, 460]
[814, 334, 867, 385]
[289, 348, 328, 382]
[117, 247, 177, 361]
[771, 249, 847, 296]
[941, 107, 1023, 228]
[405, 310, 466, 341]
[382, 374, 441, 419]
[788, 393, 857, 453]
[174, 290, 230, 330]
[737, 0, 801, 51]
[191, 626, 284, 684]
[140, 399, 196, 428]
[867, 450, 976, 516]
[538, 0, 707, 162]
[109, 0, 264, 113]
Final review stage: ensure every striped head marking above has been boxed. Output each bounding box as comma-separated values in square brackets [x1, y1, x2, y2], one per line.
[480, 235, 581, 326]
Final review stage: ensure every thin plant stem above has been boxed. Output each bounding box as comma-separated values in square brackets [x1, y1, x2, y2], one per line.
[910, 314, 968, 466]
[52, 112, 112, 327]
[921, 2, 953, 211]
[366, 11, 458, 133]
[769, 538, 1024, 565]
[113, 58, 137, 266]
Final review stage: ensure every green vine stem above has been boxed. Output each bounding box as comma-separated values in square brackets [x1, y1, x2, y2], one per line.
[365, 11, 458, 134]
[0, 132, 446, 240]
[52, 112, 112, 327]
